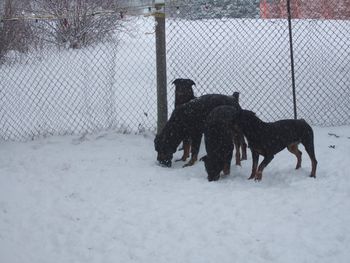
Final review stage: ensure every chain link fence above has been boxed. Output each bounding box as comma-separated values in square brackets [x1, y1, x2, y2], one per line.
[0, 0, 349, 141]
[166, 0, 350, 126]
[0, 2, 158, 141]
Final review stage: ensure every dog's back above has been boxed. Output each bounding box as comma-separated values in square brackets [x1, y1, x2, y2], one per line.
[180, 94, 241, 125]
[239, 111, 313, 154]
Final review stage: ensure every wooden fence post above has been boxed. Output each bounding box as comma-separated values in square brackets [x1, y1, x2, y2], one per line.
[155, 0, 168, 134]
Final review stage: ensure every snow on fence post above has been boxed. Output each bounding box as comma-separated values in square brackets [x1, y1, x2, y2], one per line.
[155, 0, 168, 134]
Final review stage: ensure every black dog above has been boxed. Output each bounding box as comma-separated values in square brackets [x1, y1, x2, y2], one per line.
[154, 94, 241, 167]
[173, 78, 196, 160]
[237, 110, 318, 181]
[201, 105, 242, 181]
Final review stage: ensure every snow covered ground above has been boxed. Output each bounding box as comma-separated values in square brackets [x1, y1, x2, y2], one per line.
[1, 124, 350, 263]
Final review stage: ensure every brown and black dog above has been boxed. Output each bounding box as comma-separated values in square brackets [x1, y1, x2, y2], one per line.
[237, 110, 318, 181]
[201, 105, 244, 181]
[154, 94, 241, 167]
[173, 79, 196, 161]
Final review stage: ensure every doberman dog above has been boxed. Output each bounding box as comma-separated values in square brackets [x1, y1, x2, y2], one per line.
[154, 94, 241, 167]
[201, 105, 244, 181]
[173, 78, 196, 158]
[237, 110, 318, 181]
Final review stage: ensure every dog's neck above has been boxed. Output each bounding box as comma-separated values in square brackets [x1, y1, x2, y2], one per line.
[160, 120, 184, 153]
[240, 111, 266, 141]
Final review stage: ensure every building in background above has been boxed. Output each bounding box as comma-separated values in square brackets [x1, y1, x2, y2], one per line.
[260, 0, 350, 19]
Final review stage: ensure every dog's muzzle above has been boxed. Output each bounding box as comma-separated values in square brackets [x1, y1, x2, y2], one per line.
[157, 152, 173, 167]
[158, 159, 172, 167]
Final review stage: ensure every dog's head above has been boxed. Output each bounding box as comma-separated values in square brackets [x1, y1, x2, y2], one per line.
[173, 79, 196, 106]
[172, 78, 196, 88]
[154, 112, 185, 168]
[154, 134, 174, 167]
[201, 155, 222, 182]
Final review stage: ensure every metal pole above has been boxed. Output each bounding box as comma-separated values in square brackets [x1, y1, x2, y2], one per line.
[155, 1, 168, 134]
[287, 0, 297, 119]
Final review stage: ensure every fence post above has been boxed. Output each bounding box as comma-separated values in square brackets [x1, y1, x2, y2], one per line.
[286, 0, 298, 119]
[155, 0, 168, 134]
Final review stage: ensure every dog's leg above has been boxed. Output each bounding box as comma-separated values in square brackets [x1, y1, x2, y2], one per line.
[233, 134, 241, 166]
[301, 130, 318, 178]
[183, 134, 202, 167]
[255, 155, 274, 181]
[287, 143, 302, 169]
[241, 135, 247, 161]
[302, 142, 318, 178]
[248, 150, 259, 180]
[310, 158, 318, 178]
[223, 148, 234, 175]
[223, 162, 231, 175]
[176, 140, 191, 162]
[183, 155, 197, 167]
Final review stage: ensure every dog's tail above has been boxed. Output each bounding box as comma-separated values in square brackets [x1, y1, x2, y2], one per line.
[232, 92, 240, 102]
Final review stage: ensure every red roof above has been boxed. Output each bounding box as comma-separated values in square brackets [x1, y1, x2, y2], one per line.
[260, 0, 350, 19]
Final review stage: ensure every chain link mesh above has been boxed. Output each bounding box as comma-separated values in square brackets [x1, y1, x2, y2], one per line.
[0, 6, 158, 141]
[0, 0, 349, 141]
[167, 0, 350, 126]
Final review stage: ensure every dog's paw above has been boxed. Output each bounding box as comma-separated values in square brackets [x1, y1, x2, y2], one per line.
[248, 174, 255, 180]
[182, 157, 197, 168]
[175, 156, 188, 162]
[183, 162, 193, 168]
[183, 161, 195, 168]
[254, 172, 263, 182]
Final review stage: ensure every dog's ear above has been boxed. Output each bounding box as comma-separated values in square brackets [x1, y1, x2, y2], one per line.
[189, 80, 196, 87]
[200, 155, 208, 162]
[172, 79, 180, 86]
[232, 92, 240, 101]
